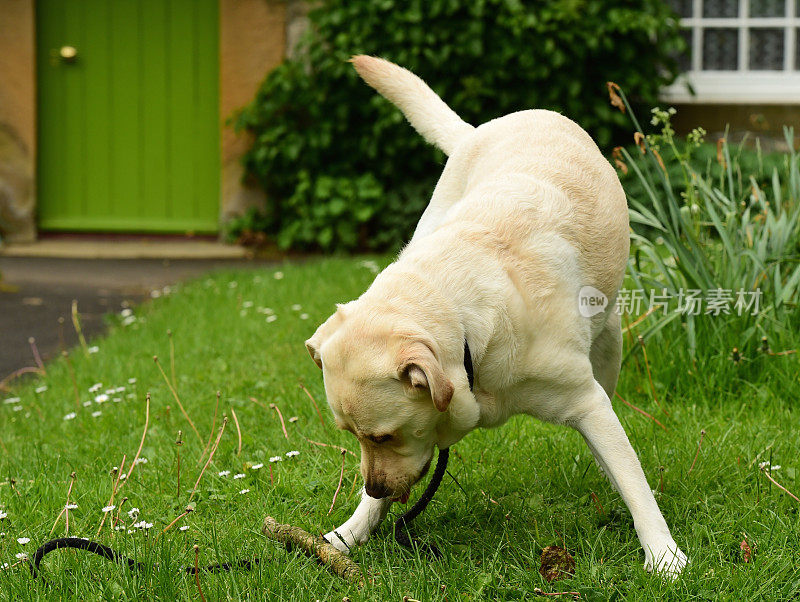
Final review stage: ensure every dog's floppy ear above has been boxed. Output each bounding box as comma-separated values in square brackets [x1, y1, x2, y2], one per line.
[398, 341, 454, 412]
[305, 305, 347, 369]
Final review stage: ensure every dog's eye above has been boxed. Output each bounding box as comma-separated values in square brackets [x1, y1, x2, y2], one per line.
[368, 434, 393, 444]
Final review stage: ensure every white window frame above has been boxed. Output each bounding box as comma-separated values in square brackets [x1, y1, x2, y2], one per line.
[661, 0, 800, 103]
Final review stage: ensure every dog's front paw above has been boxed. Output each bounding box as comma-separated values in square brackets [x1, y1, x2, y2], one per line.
[644, 540, 687, 578]
[323, 528, 364, 554]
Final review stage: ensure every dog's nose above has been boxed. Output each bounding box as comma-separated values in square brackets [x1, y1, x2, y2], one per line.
[365, 481, 391, 499]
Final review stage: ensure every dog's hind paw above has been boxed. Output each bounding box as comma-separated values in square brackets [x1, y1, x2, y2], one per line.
[644, 540, 688, 578]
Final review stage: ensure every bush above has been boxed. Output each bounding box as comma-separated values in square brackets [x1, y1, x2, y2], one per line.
[235, 0, 685, 252]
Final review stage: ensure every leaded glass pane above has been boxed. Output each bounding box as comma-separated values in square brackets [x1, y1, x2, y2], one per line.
[666, 0, 693, 17]
[749, 28, 784, 70]
[750, 0, 785, 17]
[703, 29, 739, 70]
[703, 0, 738, 17]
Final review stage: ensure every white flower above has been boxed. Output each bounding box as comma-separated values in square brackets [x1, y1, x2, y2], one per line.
[119, 473, 127, 480]
[0, 512, 7, 520]
[3, 397, 20, 405]
[266, 315, 277, 323]
[114, 386, 126, 393]
[88, 346, 99, 354]
[134, 458, 148, 465]
[218, 470, 230, 477]
[239, 310, 247, 317]
[102, 505, 115, 513]
[250, 463, 264, 470]
[127, 508, 139, 519]
[113, 398, 122, 403]
[760, 461, 781, 471]
[63, 412, 77, 420]
[13, 406, 22, 412]
[239, 489, 250, 495]
[258, 307, 274, 315]
[35, 386, 48, 394]
[286, 451, 300, 458]
[291, 304, 302, 311]
[89, 383, 103, 393]
[17, 537, 29, 545]
[82, 401, 92, 407]
[273, 271, 284, 280]
[94, 394, 109, 404]
[242, 301, 254, 308]
[299, 313, 309, 320]
[179, 525, 190, 531]
[15, 553, 27, 560]
[133, 521, 153, 530]
[121, 308, 133, 317]
[1, 563, 9, 570]
[91, 411, 102, 418]
[233, 473, 245, 480]
[228, 281, 238, 289]
[150, 290, 161, 298]
[288, 416, 298, 423]
[128, 378, 137, 384]
[122, 316, 136, 326]
[269, 456, 283, 463]
[65, 504, 78, 510]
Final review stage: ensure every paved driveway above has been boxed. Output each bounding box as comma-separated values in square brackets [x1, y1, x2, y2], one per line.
[0, 257, 267, 382]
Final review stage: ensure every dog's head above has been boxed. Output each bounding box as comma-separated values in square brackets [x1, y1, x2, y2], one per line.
[305, 302, 462, 501]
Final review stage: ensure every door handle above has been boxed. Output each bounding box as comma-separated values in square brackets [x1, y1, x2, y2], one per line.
[59, 46, 78, 62]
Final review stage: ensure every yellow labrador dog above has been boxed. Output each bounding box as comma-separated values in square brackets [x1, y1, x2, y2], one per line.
[306, 56, 687, 576]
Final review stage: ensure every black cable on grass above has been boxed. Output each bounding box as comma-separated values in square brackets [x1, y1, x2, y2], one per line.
[28, 537, 257, 580]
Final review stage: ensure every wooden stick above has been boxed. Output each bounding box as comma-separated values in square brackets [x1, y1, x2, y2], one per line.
[262, 516, 364, 585]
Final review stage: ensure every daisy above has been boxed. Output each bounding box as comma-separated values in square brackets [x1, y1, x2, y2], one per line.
[133, 521, 153, 530]
[218, 470, 230, 477]
[288, 416, 298, 423]
[121, 308, 133, 317]
[300, 313, 309, 320]
[291, 304, 302, 311]
[17, 537, 29, 545]
[15, 553, 27, 560]
[91, 411, 102, 418]
[134, 458, 148, 465]
[65, 504, 78, 510]
[127, 508, 140, 519]
[3, 397, 20, 405]
[128, 378, 137, 384]
[266, 315, 277, 323]
[250, 463, 264, 470]
[88, 346, 99, 354]
[242, 301, 254, 308]
[233, 473, 245, 480]
[35, 386, 48, 394]
[273, 271, 284, 280]
[269, 456, 283, 463]
[286, 451, 300, 458]
[94, 394, 109, 403]
[0, 512, 7, 520]
[82, 401, 92, 407]
[179, 525, 190, 532]
[239, 489, 250, 495]
[102, 505, 115, 513]
[63, 412, 77, 420]
[89, 383, 103, 393]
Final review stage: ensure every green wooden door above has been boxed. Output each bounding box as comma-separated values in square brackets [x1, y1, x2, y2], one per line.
[36, 0, 220, 233]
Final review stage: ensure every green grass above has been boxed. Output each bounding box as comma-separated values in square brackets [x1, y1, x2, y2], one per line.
[1, 257, 798, 600]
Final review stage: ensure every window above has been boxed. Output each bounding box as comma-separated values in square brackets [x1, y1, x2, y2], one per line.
[662, 0, 800, 103]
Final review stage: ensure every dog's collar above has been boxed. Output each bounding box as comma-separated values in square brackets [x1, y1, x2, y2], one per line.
[464, 339, 474, 391]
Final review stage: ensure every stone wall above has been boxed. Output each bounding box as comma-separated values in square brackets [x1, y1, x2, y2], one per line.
[0, 0, 36, 242]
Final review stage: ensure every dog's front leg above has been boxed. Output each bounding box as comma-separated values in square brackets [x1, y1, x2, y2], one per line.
[323, 488, 393, 553]
[572, 381, 687, 577]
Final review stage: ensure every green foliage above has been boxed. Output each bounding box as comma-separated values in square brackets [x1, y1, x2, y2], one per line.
[617, 89, 800, 364]
[235, 0, 685, 252]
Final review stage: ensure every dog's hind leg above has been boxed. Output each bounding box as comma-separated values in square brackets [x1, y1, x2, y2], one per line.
[589, 310, 622, 399]
[323, 489, 393, 554]
[571, 380, 687, 577]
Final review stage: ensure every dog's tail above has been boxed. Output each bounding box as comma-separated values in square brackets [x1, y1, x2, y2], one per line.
[350, 55, 474, 156]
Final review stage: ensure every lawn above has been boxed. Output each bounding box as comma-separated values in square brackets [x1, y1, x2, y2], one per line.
[1, 257, 798, 600]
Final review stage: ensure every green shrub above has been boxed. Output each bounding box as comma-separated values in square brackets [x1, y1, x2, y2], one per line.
[235, 0, 685, 252]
